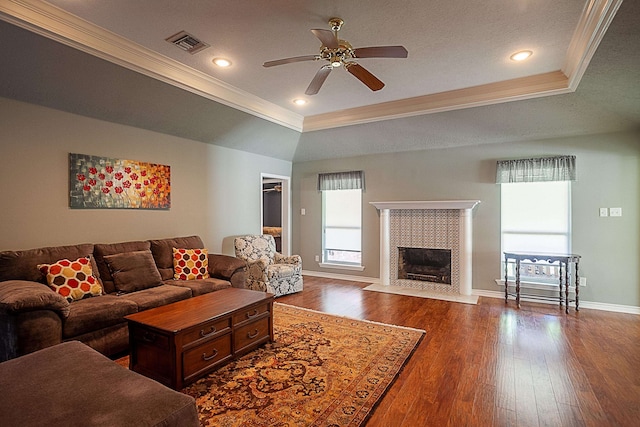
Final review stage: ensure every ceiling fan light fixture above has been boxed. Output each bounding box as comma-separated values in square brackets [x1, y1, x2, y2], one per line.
[262, 17, 407, 94]
[510, 50, 533, 61]
[293, 98, 307, 106]
[212, 57, 232, 67]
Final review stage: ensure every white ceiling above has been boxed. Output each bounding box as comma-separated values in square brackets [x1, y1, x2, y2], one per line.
[0, 0, 638, 162]
[44, 0, 584, 115]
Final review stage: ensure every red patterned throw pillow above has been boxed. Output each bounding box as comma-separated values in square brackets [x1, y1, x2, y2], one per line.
[38, 256, 103, 302]
[173, 248, 210, 280]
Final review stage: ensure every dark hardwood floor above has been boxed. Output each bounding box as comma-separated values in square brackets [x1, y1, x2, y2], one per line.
[278, 276, 640, 427]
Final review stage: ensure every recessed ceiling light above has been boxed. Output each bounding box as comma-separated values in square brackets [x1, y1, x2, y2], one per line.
[212, 58, 231, 67]
[293, 99, 307, 106]
[510, 50, 533, 61]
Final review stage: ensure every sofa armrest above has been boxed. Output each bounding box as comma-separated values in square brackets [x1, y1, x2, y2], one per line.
[208, 254, 247, 289]
[0, 280, 70, 318]
[274, 253, 302, 267]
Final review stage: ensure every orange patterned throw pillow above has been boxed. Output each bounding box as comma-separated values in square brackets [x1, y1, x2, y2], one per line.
[173, 248, 210, 280]
[38, 256, 103, 302]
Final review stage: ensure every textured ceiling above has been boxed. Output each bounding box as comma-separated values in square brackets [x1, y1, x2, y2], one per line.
[0, 0, 638, 162]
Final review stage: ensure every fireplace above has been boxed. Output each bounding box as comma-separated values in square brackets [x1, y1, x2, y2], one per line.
[398, 247, 451, 284]
[370, 200, 480, 296]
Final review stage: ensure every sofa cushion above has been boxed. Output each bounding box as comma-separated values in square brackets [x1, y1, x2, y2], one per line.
[118, 284, 191, 311]
[0, 243, 95, 284]
[163, 278, 231, 297]
[267, 264, 298, 280]
[94, 240, 150, 294]
[37, 256, 102, 302]
[103, 250, 163, 293]
[150, 236, 205, 280]
[63, 295, 138, 338]
[173, 248, 209, 280]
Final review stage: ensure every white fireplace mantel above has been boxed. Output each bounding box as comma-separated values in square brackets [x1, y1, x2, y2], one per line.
[370, 200, 480, 210]
[370, 200, 480, 295]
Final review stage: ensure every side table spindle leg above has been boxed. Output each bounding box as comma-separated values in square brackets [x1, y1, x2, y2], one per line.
[504, 254, 509, 304]
[515, 259, 521, 309]
[559, 262, 564, 308]
[575, 260, 580, 311]
[565, 261, 570, 314]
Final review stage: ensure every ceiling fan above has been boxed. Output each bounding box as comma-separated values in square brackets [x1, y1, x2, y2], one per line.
[263, 17, 408, 95]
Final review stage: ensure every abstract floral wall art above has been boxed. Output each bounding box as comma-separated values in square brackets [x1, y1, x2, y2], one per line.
[69, 153, 170, 209]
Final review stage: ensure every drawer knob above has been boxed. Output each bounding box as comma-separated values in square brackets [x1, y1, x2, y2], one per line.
[246, 308, 259, 319]
[200, 326, 217, 338]
[202, 349, 219, 361]
[247, 329, 260, 339]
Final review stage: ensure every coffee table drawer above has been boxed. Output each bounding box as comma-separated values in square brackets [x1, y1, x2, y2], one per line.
[182, 317, 231, 348]
[183, 333, 232, 379]
[232, 302, 270, 325]
[234, 316, 270, 352]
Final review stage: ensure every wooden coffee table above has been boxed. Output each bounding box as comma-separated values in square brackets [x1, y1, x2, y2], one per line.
[125, 287, 274, 390]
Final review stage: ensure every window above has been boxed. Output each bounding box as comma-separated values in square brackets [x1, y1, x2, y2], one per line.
[497, 155, 575, 284]
[318, 171, 364, 268]
[322, 189, 362, 265]
[501, 181, 571, 283]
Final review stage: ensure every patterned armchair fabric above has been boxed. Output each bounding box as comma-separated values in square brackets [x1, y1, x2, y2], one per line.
[234, 235, 303, 297]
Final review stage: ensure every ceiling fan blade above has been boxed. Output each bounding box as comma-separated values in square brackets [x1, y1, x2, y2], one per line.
[345, 63, 385, 91]
[311, 29, 339, 49]
[263, 55, 318, 67]
[305, 66, 332, 95]
[353, 46, 408, 58]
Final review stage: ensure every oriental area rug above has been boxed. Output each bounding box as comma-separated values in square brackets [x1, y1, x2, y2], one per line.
[120, 303, 424, 426]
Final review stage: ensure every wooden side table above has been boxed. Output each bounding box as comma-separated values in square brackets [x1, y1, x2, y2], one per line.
[504, 252, 581, 313]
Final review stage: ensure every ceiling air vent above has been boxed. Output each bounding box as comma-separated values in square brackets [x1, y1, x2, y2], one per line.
[165, 31, 209, 54]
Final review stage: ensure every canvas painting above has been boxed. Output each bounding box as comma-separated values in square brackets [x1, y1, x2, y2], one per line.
[69, 153, 170, 209]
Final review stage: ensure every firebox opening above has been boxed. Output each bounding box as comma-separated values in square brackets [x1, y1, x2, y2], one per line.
[398, 247, 451, 284]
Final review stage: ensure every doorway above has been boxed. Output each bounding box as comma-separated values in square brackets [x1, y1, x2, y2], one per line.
[261, 173, 291, 255]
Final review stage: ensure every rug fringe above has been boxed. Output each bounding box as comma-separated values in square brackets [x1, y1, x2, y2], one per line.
[274, 302, 426, 334]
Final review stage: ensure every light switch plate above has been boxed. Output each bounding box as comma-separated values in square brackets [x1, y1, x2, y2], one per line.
[610, 207, 622, 217]
[599, 208, 608, 217]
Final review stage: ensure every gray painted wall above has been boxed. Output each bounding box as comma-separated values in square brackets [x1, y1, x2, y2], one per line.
[292, 131, 640, 306]
[0, 97, 291, 255]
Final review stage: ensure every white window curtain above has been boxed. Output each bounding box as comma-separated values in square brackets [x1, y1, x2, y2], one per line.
[496, 155, 576, 183]
[318, 170, 365, 191]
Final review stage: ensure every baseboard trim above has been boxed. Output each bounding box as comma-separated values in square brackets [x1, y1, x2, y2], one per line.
[302, 270, 380, 284]
[301, 270, 640, 315]
[474, 289, 640, 315]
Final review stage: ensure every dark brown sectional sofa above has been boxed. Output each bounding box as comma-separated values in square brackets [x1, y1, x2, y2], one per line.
[0, 235, 246, 362]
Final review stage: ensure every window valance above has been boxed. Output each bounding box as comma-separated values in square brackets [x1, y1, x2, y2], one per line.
[496, 155, 576, 184]
[318, 170, 365, 191]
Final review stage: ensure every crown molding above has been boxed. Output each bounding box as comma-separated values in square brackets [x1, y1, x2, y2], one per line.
[563, 0, 624, 90]
[0, 0, 623, 133]
[0, 0, 304, 131]
[303, 71, 570, 132]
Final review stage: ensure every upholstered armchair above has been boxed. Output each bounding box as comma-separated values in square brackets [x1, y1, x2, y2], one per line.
[234, 235, 303, 297]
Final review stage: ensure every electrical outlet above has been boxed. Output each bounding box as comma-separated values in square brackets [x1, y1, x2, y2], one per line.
[610, 207, 622, 217]
[599, 208, 608, 217]
[579, 276, 587, 287]
[301, 208, 306, 215]
[314, 255, 319, 262]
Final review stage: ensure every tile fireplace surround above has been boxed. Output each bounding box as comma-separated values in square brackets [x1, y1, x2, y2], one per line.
[370, 201, 480, 301]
